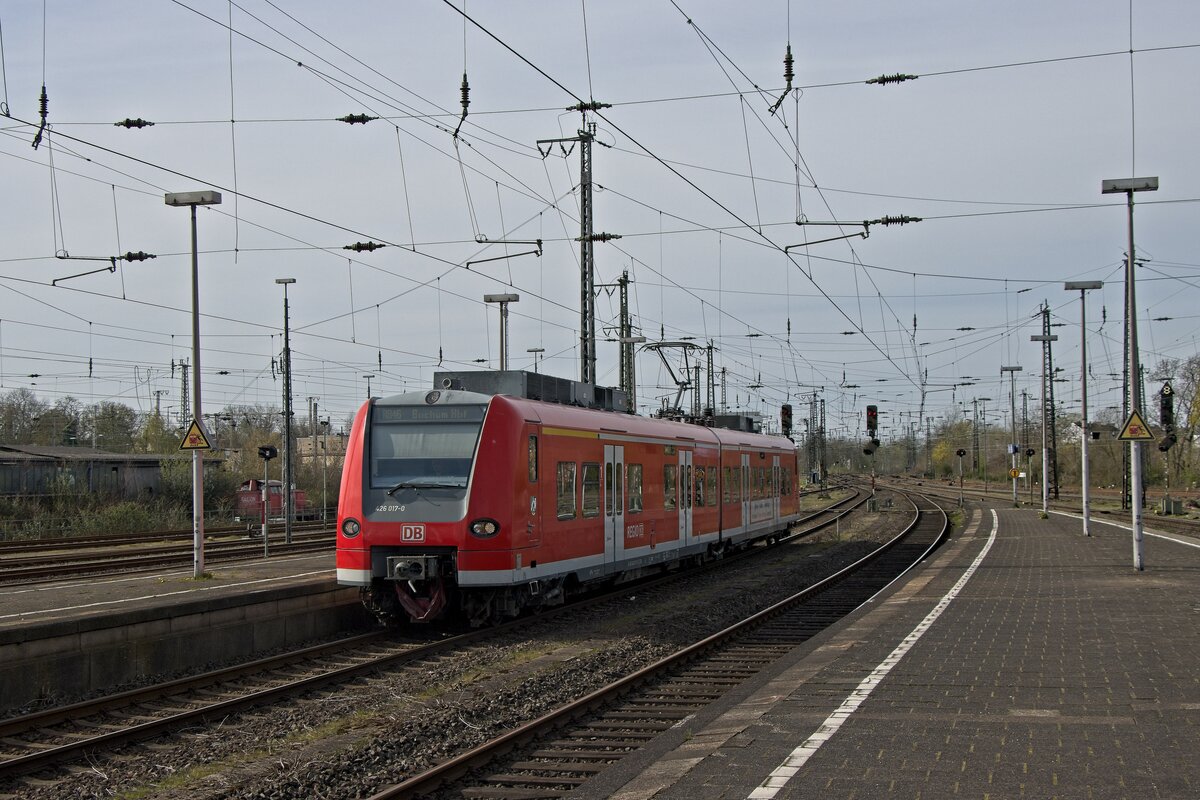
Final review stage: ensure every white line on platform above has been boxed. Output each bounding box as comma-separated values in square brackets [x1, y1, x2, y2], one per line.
[1049, 510, 1200, 549]
[747, 510, 1000, 800]
[0, 553, 330, 599]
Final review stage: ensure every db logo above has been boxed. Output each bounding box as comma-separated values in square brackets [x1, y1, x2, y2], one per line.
[400, 524, 426, 543]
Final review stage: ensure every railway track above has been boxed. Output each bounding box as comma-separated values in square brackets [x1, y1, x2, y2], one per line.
[888, 477, 1200, 538]
[374, 489, 948, 799]
[0, 520, 328, 553]
[0, 489, 869, 790]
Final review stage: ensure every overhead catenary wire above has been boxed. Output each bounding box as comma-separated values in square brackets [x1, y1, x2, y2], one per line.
[2, 4, 1194, 422]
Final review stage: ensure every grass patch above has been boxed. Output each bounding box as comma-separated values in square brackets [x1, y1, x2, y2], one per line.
[113, 712, 381, 799]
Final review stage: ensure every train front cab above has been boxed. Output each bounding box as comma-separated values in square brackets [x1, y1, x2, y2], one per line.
[337, 389, 535, 625]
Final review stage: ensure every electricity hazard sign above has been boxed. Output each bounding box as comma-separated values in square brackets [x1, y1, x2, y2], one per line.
[1117, 410, 1155, 442]
[179, 418, 213, 450]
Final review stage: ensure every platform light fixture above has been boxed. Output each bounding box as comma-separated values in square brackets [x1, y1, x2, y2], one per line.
[484, 293, 519, 370]
[1102, 176, 1158, 571]
[1063, 281, 1102, 535]
[165, 189, 221, 578]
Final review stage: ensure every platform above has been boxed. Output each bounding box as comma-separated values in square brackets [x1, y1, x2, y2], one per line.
[582, 504, 1200, 799]
[0, 551, 367, 714]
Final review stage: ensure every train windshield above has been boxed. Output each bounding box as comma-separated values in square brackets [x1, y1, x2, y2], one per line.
[368, 403, 486, 492]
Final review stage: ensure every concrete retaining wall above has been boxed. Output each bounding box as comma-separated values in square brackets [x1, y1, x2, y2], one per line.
[0, 582, 372, 715]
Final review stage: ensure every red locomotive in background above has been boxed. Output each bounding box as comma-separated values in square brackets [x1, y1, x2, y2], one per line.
[336, 372, 801, 626]
[234, 479, 312, 523]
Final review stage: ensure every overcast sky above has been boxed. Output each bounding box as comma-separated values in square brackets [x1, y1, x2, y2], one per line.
[1, 1, 1197, 441]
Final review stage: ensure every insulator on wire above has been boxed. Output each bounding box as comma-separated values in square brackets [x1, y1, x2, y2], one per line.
[32, 85, 49, 149]
[453, 73, 470, 138]
[343, 241, 385, 252]
[768, 44, 795, 116]
[337, 114, 378, 124]
[121, 251, 156, 262]
[866, 73, 919, 85]
[869, 215, 922, 227]
[115, 118, 155, 129]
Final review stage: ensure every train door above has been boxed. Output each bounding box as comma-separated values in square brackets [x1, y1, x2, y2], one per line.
[604, 444, 624, 563]
[678, 449, 693, 544]
[772, 455, 781, 526]
[740, 453, 751, 532]
[523, 428, 542, 549]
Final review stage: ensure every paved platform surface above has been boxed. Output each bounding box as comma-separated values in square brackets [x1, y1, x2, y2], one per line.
[0, 550, 336, 639]
[586, 505, 1200, 799]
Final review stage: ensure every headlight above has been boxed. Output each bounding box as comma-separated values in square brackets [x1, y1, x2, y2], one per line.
[341, 518, 361, 538]
[469, 518, 499, 538]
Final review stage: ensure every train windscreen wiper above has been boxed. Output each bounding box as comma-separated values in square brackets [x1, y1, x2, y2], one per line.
[386, 481, 465, 497]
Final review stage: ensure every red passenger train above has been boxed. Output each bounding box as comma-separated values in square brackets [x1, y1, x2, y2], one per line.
[336, 372, 801, 625]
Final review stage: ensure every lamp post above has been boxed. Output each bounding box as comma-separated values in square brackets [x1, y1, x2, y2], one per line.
[526, 347, 544, 374]
[1001, 366, 1023, 506]
[1064, 281, 1102, 535]
[1103, 176, 1158, 570]
[164, 189, 222, 578]
[275, 278, 296, 544]
[484, 293, 519, 370]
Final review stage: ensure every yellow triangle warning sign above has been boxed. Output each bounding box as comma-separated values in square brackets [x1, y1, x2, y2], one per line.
[1117, 409, 1155, 441]
[179, 418, 213, 450]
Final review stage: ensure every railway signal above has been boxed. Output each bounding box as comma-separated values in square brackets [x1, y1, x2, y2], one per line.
[866, 404, 878, 433]
[258, 445, 278, 555]
[781, 403, 793, 439]
[956, 449, 966, 507]
[1159, 383, 1176, 451]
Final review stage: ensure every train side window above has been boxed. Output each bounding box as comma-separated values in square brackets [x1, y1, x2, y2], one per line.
[605, 462, 613, 517]
[528, 435, 538, 482]
[722, 466, 732, 504]
[694, 466, 705, 506]
[582, 463, 601, 518]
[615, 463, 623, 515]
[556, 462, 576, 519]
[664, 464, 677, 511]
[627, 463, 643, 513]
[706, 467, 717, 506]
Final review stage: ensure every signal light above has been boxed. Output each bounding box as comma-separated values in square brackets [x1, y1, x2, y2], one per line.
[781, 403, 793, 438]
[1025, 448, 1035, 457]
[866, 404, 878, 433]
[258, 445, 278, 461]
[956, 448, 966, 457]
[1159, 434, 1177, 452]
[863, 438, 880, 456]
[1160, 391, 1175, 432]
